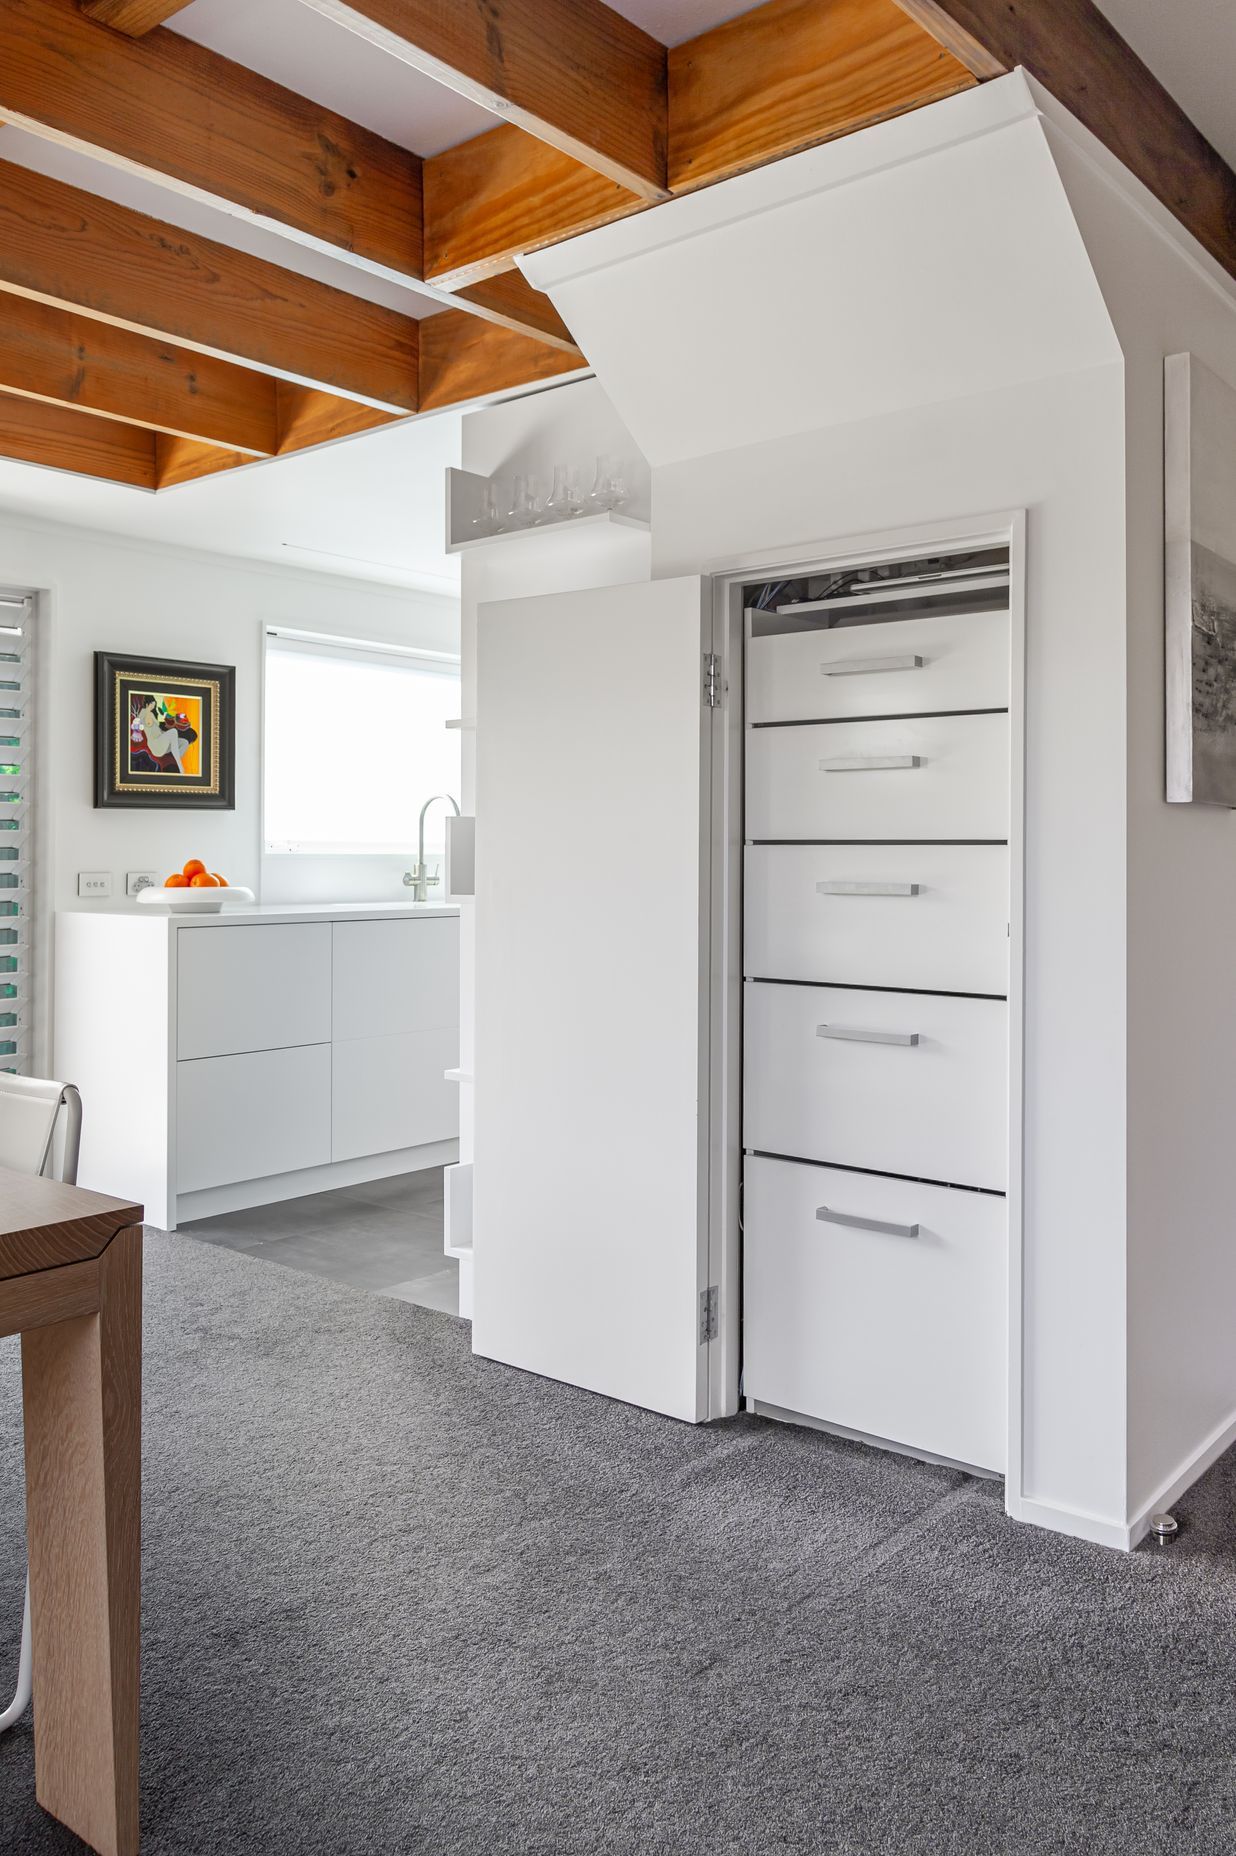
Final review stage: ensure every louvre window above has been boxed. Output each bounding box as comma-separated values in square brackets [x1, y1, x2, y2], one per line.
[0, 591, 34, 1074]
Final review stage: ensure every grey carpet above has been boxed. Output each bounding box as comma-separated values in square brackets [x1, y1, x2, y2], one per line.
[1, 1235, 1235, 1855]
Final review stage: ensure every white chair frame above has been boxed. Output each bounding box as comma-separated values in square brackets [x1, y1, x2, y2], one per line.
[0, 1076, 82, 1736]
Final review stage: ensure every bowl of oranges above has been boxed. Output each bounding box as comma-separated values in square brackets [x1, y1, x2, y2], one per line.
[137, 860, 255, 913]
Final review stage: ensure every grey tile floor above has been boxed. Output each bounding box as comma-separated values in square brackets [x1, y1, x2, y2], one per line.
[178, 1167, 458, 1314]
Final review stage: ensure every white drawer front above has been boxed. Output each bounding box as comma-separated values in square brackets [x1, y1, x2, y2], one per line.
[333, 917, 459, 1042]
[744, 1155, 1006, 1471]
[746, 711, 1009, 842]
[331, 1027, 460, 1163]
[177, 924, 332, 1060]
[747, 607, 1009, 723]
[177, 1044, 331, 1191]
[744, 982, 1007, 1190]
[744, 844, 1009, 994]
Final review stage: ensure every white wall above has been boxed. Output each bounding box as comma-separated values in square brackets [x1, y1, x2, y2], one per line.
[456, 379, 652, 1181]
[0, 514, 459, 914]
[1042, 106, 1236, 1524]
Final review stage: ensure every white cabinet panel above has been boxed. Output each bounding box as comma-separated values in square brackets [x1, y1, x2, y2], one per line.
[331, 1027, 460, 1162]
[746, 711, 1009, 841]
[744, 981, 1007, 1190]
[744, 844, 1009, 994]
[747, 608, 1009, 723]
[474, 574, 712, 1423]
[332, 917, 459, 1042]
[744, 1156, 1005, 1471]
[177, 1044, 331, 1191]
[177, 924, 331, 1060]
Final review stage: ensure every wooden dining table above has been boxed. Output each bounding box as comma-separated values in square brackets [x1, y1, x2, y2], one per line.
[0, 1165, 143, 1856]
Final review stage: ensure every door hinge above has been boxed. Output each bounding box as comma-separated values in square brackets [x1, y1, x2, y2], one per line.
[699, 1284, 719, 1344]
[703, 652, 721, 709]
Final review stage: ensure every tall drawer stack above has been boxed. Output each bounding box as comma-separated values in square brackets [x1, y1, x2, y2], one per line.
[742, 591, 1011, 1472]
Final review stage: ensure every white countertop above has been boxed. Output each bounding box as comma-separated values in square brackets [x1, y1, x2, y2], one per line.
[70, 900, 461, 928]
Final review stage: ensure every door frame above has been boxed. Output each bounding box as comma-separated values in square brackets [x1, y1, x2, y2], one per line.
[702, 511, 1027, 1515]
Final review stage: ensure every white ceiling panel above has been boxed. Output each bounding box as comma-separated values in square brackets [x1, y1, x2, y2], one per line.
[0, 413, 463, 595]
[171, 0, 494, 155]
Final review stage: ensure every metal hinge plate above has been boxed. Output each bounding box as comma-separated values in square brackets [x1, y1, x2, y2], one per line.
[703, 652, 721, 708]
[699, 1284, 719, 1343]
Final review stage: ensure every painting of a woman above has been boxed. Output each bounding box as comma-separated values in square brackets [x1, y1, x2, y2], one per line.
[129, 693, 200, 776]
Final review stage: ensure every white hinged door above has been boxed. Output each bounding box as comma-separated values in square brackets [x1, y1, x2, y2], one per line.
[474, 576, 714, 1421]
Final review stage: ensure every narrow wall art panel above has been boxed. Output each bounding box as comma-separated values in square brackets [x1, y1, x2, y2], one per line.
[1165, 353, 1236, 806]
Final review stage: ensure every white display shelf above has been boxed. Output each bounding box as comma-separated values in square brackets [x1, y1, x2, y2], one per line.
[445, 464, 649, 554]
[448, 508, 649, 555]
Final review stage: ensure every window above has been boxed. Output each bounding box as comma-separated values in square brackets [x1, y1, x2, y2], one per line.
[0, 591, 34, 1073]
[263, 628, 461, 855]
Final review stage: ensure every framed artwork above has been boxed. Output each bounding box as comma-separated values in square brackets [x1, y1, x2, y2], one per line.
[95, 652, 235, 810]
[1165, 352, 1236, 806]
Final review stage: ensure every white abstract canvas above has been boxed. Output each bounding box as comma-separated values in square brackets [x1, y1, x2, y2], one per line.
[1165, 353, 1236, 806]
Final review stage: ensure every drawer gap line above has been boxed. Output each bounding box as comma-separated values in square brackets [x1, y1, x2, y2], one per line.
[745, 1150, 1008, 1198]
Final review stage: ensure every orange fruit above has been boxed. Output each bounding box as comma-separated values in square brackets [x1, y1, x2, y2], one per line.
[212, 873, 228, 887]
[183, 858, 206, 879]
[189, 872, 220, 888]
[165, 873, 189, 888]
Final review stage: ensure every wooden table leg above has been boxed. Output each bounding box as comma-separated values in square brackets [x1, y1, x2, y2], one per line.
[21, 1224, 142, 1856]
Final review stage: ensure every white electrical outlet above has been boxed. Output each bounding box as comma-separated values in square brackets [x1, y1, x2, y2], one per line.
[77, 871, 112, 898]
[127, 871, 160, 897]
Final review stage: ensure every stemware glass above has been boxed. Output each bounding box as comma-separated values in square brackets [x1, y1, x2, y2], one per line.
[472, 478, 502, 535]
[590, 456, 628, 512]
[545, 465, 584, 521]
[508, 474, 542, 527]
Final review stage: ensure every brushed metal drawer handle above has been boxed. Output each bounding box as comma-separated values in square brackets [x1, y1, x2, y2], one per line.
[819, 754, 922, 772]
[817, 1205, 920, 1239]
[816, 880, 920, 897]
[821, 654, 924, 677]
[816, 1024, 919, 1046]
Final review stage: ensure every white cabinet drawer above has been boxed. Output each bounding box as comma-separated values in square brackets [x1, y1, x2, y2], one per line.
[744, 844, 1009, 994]
[333, 918, 459, 1042]
[177, 1044, 331, 1190]
[744, 1155, 1005, 1471]
[747, 608, 1009, 723]
[331, 1027, 460, 1163]
[746, 711, 1009, 842]
[744, 982, 1007, 1190]
[177, 924, 331, 1060]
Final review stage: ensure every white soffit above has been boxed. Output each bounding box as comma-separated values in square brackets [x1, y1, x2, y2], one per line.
[523, 73, 1122, 468]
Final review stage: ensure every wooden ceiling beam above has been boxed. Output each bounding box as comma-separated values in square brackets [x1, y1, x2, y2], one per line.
[155, 387, 399, 489]
[0, 388, 157, 488]
[0, 158, 420, 413]
[422, 0, 977, 290]
[453, 273, 579, 355]
[295, 0, 669, 200]
[78, 0, 195, 33]
[669, 0, 976, 194]
[892, 0, 1236, 280]
[0, 0, 422, 276]
[418, 312, 588, 413]
[424, 126, 640, 291]
[0, 292, 282, 451]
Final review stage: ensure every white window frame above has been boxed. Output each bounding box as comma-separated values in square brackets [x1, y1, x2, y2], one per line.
[261, 625, 462, 858]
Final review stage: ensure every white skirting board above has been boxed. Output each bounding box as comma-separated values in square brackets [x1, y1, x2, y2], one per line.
[1125, 1403, 1236, 1550]
[174, 1139, 458, 1228]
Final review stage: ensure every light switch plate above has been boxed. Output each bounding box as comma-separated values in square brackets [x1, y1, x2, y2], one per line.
[126, 871, 160, 897]
[78, 871, 112, 898]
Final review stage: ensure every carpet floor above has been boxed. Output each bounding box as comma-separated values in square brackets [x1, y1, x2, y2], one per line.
[1, 1234, 1235, 1855]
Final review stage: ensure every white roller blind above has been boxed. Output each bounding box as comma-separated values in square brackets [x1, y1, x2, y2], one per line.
[0, 593, 34, 1073]
[263, 627, 461, 854]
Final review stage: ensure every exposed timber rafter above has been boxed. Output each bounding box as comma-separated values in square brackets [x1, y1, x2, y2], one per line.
[293, 0, 669, 200]
[892, 0, 1236, 281]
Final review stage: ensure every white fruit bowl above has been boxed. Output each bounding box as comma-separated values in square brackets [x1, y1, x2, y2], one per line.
[136, 885, 255, 914]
